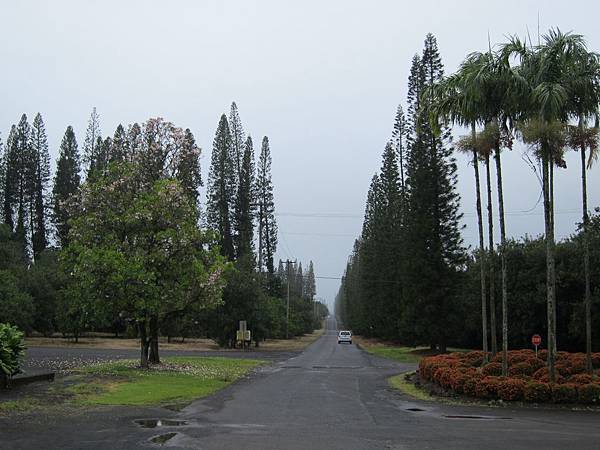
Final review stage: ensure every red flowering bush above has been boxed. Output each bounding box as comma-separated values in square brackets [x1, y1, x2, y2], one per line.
[418, 350, 598, 404]
[551, 383, 578, 403]
[532, 367, 565, 384]
[497, 379, 525, 401]
[592, 353, 600, 369]
[568, 374, 593, 385]
[481, 362, 502, 376]
[475, 376, 501, 399]
[508, 362, 536, 377]
[524, 381, 551, 402]
[462, 373, 482, 397]
[578, 384, 600, 404]
[462, 351, 485, 367]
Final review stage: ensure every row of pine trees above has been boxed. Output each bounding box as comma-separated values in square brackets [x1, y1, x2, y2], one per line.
[0, 103, 327, 344]
[336, 34, 464, 352]
[336, 30, 600, 380]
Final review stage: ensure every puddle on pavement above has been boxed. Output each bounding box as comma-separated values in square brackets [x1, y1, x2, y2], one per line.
[150, 432, 178, 445]
[135, 419, 188, 428]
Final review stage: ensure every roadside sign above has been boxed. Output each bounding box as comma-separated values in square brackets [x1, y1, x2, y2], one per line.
[532, 334, 542, 357]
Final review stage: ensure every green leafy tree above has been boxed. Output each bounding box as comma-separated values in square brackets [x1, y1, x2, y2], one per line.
[62, 163, 226, 367]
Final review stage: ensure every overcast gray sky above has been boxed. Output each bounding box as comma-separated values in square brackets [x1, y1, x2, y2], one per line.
[2, 1, 600, 309]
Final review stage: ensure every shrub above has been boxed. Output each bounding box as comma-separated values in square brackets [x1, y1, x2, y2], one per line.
[497, 379, 525, 401]
[555, 363, 572, 377]
[592, 353, 600, 369]
[568, 374, 593, 385]
[568, 358, 587, 375]
[524, 381, 551, 402]
[419, 351, 598, 404]
[509, 362, 535, 377]
[463, 374, 481, 397]
[532, 367, 565, 384]
[463, 351, 485, 367]
[578, 384, 600, 404]
[482, 362, 503, 376]
[0, 323, 26, 383]
[451, 371, 471, 394]
[475, 376, 501, 399]
[551, 383, 578, 403]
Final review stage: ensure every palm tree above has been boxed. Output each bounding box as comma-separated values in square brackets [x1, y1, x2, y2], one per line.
[430, 62, 490, 361]
[566, 49, 600, 374]
[468, 50, 524, 376]
[507, 29, 593, 381]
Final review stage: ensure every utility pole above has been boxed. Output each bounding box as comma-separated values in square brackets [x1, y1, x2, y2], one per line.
[284, 259, 295, 339]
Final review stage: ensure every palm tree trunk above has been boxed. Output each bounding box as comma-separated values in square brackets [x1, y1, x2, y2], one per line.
[542, 151, 557, 382]
[473, 145, 488, 362]
[494, 147, 508, 376]
[485, 155, 497, 355]
[580, 144, 592, 374]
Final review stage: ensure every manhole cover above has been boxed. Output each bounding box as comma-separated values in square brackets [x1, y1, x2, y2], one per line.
[444, 415, 511, 420]
[406, 408, 424, 412]
[150, 432, 177, 445]
[135, 419, 188, 428]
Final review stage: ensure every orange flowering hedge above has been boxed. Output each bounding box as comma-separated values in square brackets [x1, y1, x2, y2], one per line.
[418, 350, 600, 404]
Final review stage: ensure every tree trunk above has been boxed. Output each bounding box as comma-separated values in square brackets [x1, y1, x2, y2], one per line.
[542, 152, 557, 382]
[485, 155, 497, 356]
[472, 144, 488, 362]
[139, 320, 149, 369]
[494, 147, 508, 377]
[580, 144, 592, 374]
[149, 315, 160, 364]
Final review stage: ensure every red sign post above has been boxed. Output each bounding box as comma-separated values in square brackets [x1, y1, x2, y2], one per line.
[532, 334, 542, 357]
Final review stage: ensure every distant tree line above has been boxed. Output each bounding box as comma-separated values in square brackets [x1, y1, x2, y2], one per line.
[336, 30, 600, 380]
[0, 104, 327, 366]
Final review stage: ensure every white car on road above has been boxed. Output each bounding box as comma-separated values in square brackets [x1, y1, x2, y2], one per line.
[337, 330, 352, 344]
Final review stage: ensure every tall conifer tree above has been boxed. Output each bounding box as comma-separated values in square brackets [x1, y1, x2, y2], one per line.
[256, 136, 277, 274]
[83, 107, 102, 177]
[305, 261, 316, 300]
[402, 34, 465, 351]
[229, 102, 246, 183]
[234, 136, 255, 260]
[3, 126, 17, 230]
[30, 113, 51, 258]
[52, 126, 81, 247]
[176, 128, 202, 205]
[14, 114, 32, 254]
[206, 115, 236, 260]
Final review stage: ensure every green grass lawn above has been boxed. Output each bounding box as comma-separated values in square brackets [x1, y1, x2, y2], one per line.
[361, 341, 472, 364]
[69, 356, 266, 406]
[366, 346, 424, 363]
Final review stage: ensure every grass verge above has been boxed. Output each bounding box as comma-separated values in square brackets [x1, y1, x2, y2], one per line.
[0, 356, 265, 415]
[388, 372, 435, 401]
[355, 336, 470, 364]
[69, 356, 265, 406]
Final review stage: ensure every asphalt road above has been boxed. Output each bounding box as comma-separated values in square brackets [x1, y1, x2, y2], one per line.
[2, 317, 600, 449]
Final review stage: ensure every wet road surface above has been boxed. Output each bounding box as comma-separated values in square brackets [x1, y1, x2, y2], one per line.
[2, 317, 599, 449]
